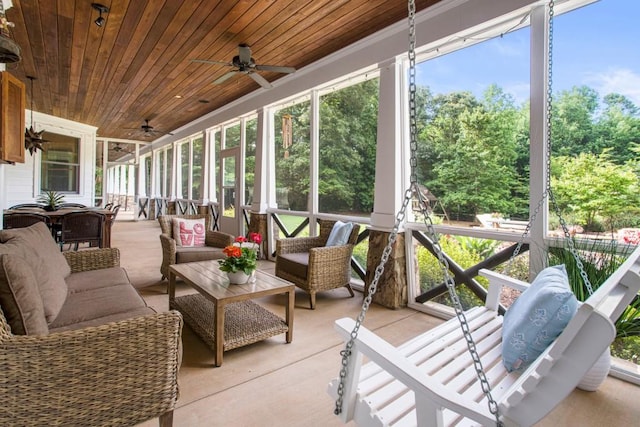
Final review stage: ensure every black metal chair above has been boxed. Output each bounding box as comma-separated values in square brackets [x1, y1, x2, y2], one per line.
[110, 204, 121, 218]
[3, 212, 51, 229]
[59, 211, 105, 250]
[8, 203, 46, 210]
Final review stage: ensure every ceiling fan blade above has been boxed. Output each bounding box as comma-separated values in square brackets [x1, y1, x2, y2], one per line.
[238, 44, 252, 64]
[213, 71, 238, 84]
[190, 59, 233, 67]
[255, 65, 296, 74]
[249, 72, 272, 89]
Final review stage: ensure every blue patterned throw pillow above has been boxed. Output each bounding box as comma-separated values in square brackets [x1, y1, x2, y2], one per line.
[501, 264, 578, 372]
[325, 221, 354, 247]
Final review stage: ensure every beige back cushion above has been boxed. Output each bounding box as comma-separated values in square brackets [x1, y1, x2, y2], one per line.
[0, 254, 49, 335]
[0, 222, 70, 323]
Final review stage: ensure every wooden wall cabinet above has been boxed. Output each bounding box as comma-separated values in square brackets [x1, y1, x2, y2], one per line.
[0, 71, 26, 164]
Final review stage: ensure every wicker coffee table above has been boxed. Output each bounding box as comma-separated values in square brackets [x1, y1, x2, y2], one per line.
[168, 260, 294, 366]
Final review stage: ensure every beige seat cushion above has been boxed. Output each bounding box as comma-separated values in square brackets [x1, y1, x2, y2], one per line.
[0, 223, 69, 324]
[0, 254, 49, 335]
[277, 252, 309, 279]
[175, 246, 226, 264]
[49, 283, 149, 330]
[65, 267, 132, 294]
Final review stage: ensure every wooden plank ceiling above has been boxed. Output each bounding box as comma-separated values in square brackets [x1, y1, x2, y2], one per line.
[4, 0, 440, 141]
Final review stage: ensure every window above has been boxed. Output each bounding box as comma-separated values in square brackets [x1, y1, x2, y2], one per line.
[165, 146, 173, 198]
[192, 137, 203, 200]
[274, 100, 311, 211]
[180, 142, 189, 198]
[414, 25, 530, 226]
[319, 78, 378, 215]
[95, 140, 103, 200]
[551, 0, 640, 236]
[245, 118, 257, 205]
[40, 132, 80, 193]
[224, 123, 241, 148]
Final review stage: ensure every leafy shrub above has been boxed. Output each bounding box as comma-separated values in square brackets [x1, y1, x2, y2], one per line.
[415, 235, 485, 310]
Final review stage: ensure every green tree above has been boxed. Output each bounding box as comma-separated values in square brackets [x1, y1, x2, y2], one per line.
[318, 79, 378, 214]
[552, 151, 640, 231]
[552, 85, 599, 157]
[419, 88, 520, 218]
[594, 93, 640, 164]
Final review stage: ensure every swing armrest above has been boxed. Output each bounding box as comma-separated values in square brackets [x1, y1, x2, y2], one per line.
[480, 268, 530, 311]
[332, 317, 496, 426]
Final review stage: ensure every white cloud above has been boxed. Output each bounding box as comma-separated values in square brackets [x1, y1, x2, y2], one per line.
[583, 68, 640, 106]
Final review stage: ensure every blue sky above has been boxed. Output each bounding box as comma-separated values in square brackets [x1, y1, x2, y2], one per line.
[416, 0, 640, 107]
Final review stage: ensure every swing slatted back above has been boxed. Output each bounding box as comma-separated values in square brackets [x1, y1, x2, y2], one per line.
[328, 245, 640, 426]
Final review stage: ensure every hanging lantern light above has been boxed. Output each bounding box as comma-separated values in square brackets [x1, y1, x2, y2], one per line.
[24, 76, 50, 155]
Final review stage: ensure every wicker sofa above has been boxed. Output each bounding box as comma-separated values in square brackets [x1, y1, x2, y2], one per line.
[158, 214, 234, 281]
[0, 222, 182, 426]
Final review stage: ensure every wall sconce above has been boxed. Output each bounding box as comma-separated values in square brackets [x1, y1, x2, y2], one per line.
[92, 3, 109, 27]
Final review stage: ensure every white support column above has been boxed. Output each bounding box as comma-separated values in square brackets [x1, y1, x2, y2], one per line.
[239, 118, 247, 210]
[529, 5, 548, 277]
[252, 108, 269, 213]
[127, 163, 135, 209]
[265, 109, 276, 210]
[199, 130, 210, 204]
[207, 129, 217, 203]
[370, 58, 406, 232]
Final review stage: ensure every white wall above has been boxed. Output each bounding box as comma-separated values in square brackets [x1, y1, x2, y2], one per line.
[3, 110, 97, 208]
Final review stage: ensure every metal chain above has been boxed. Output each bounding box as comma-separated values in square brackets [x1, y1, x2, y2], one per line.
[505, 1, 594, 296]
[335, 0, 502, 424]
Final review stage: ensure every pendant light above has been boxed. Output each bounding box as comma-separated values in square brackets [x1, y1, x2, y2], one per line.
[24, 76, 49, 155]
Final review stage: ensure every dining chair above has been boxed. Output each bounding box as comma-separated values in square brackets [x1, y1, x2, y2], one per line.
[8, 203, 46, 210]
[3, 212, 51, 229]
[59, 203, 88, 209]
[59, 211, 105, 250]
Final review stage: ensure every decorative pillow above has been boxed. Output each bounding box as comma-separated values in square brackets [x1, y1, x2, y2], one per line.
[325, 221, 354, 247]
[0, 224, 69, 324]
[0, 254, 49, 335]
[172, 218, 206, 247]
[0, 221, 71, 278]
[501, 264, 578, 372]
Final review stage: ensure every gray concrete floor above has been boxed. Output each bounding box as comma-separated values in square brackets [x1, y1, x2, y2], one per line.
[108, 219, 640, 427]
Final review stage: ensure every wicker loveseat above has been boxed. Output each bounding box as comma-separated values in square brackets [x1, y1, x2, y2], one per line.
[158, 214, 234, 280]
[0, 222, 182, 426]
[275, 219, 360, 309]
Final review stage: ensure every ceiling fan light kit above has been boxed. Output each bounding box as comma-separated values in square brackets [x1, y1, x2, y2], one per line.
[191, 44, 296, 89]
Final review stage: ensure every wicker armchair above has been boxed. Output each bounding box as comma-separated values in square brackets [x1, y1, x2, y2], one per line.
[0, 249, 183, 427]
[158, 214, 235, 281]
[275, 220, 360, 309]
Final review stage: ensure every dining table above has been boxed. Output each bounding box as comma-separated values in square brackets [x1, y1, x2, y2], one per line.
[2, 207, 116, 248]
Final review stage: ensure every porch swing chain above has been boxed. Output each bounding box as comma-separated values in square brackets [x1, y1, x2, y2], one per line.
[334, 0, 502, 424]
[506, 1, 594, 296]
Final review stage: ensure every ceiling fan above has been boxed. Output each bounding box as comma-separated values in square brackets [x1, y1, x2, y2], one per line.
[111, 142, 134, 153]
[191, 44, 296, 89]
[125, 119, 173, 138]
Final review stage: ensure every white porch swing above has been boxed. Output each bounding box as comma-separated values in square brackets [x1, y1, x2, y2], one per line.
[327, 1, 640, 426]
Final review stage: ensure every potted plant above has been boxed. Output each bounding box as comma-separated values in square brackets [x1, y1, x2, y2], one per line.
[36, 190, 65, 211]
[548, 240, 639, 389]
[218, 233, 262, 284]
